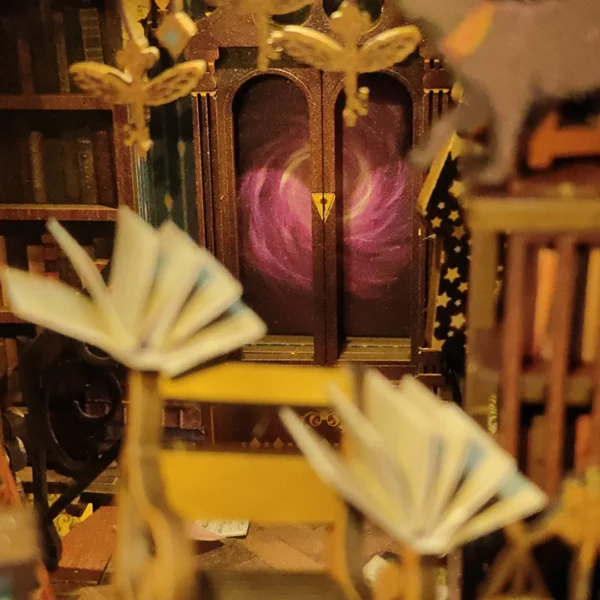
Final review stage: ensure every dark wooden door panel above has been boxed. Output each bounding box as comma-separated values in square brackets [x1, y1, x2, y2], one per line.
[322, 63, 425, 365]
[207, 65, 325, 363]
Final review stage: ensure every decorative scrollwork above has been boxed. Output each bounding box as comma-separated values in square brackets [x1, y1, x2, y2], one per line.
[487, 392, 498, 435]
[17, 330, 126, 570]
[39, 341, 125, 477]
[300, 409, 342, 430]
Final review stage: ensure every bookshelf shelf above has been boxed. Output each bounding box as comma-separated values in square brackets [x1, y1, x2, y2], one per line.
[0, 205, 118, 221]
[0, 4, 136, 552]
[0, 308, 25, 324]
[0, 95, 112, 111]
[470, 326, 597, 406]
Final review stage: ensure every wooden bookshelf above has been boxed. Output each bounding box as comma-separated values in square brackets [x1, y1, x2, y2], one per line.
[0, 204, 118, 221]
[465, 164, 600, 495]
[0, 94, 112, 111]
[0, 0, 133, 399]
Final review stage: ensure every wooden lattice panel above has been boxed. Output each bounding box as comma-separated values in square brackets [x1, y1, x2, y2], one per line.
[465, 166, 600, 495]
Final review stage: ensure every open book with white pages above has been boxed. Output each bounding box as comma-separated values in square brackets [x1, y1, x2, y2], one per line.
[280, 370, 548, 556]
[1, 206, 266, 376]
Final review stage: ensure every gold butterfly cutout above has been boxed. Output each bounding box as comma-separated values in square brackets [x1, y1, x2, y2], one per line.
[69, 38, 206, 157]
[206, 0, 314, 70]
[271, 1, 421, 126]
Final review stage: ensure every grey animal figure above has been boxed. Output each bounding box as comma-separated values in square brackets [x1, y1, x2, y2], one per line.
[397, 0, 600, 185]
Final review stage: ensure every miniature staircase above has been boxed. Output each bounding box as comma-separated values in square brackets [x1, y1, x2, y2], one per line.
[51, 506, 118, 597]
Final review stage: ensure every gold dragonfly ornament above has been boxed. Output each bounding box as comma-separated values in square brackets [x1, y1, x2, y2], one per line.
[206, 0, 314, 70]
[482, 467, 600, 600]
[69, 9, 205, 157]
[270, 0, 421, 126]
[540, 466, 600, 600]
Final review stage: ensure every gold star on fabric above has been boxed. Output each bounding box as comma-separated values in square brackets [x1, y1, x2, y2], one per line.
[450, 313, 466, 329]
[450, 179, 465, 198]
[437, 292, 451, 307]
[431, 217, 442, 228]
[454, 246, 462, 253]
[449, 210, 460, 222]
[445, 267, 460, 283]
[458, 281, 468, 292]
[438, 202, 446, 209]
[452, 225, 466, 239]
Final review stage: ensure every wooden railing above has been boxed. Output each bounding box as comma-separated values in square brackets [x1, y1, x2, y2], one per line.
[465, 172, 600, 494]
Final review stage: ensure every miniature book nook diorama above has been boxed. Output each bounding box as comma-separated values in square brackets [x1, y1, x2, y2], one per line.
[0, 0, 599, 599]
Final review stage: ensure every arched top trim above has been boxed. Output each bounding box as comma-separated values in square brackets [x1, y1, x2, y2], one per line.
[227, 70, 313, 111]
[331, 69, 419, 106]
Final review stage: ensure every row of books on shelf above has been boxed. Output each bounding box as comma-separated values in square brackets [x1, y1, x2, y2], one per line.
[0, 0, 108, 95]
[532, 247, 600, 364]
[0, 232, 109, 313]
[0, 226, 109, 413]
[0, 337, 19, 400]
[0, 126, 116, 206]
[528, 412, 592, 485]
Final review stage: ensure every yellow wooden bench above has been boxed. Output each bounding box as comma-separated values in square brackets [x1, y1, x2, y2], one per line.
[113, 363, 385, 600]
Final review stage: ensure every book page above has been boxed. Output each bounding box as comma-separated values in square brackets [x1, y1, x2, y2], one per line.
[165, 259, 243, 348]
[402, 381, 505, 531]
[328, 383, 411, 523]
[139, 222, 207, 349]
[428, 403, 484, 526]
[365, 370, 439, 525]
[47, 218, 133, 349]
[411, 384, 520, 536]
[198, 520, 250, 538]
[433, 443, 516, 543]
[1, 268, 115, 353]
[159, 305, 266, 376]
[187, 521, 223, 541]
[398, 378, 471, 527]
[109, 206, 160, 335]
[363, 553, 392, 588]
[279, 407, 414, 546]
[450, 473, 547, 547]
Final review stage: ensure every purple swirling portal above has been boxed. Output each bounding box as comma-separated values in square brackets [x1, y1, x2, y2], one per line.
[238, 103, 412, 300]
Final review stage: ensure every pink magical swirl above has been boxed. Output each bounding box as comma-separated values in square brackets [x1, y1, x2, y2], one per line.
[238, 106, 412, 300]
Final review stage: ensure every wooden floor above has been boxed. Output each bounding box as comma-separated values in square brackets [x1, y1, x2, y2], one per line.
[51, 516, 396, 599]
[19, 465, 396, 598]
[193, 522, 395, 572]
